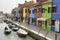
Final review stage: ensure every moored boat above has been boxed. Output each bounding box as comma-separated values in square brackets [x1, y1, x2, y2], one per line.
[8, 24, 15, 29]
[17, 29, 28, 37]
[4, 27, 11, 34]
[12, 27, 19, 31]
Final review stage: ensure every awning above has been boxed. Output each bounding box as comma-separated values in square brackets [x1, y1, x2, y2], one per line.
[37, 17, 49, 21]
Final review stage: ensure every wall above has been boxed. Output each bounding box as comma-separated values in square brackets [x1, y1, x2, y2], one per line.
[42, 3, 51, 18]
[52, 0, 60, 19]
[42, 3, 52, 31]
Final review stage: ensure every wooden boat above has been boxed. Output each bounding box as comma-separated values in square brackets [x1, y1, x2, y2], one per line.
[17, 29, 28, 37]
[12, 27, 19, 31]
[4, 27, 11, 34]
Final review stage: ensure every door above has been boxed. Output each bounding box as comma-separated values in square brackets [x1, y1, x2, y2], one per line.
[38, 20, 42, 28]
[55, 20, 59, 32]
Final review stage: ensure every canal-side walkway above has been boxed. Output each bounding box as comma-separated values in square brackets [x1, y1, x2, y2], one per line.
[6, 19, 60, 40]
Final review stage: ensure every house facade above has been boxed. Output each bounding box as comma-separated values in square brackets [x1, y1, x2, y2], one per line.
[52, 0, 60, 32]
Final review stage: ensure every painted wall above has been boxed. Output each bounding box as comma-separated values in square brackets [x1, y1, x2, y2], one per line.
[52, 0, 60, 32]
[42, 3, 52, 31]
[52, 0, 60, 19]
[14, 9, 18, 17]
[52, 0, 60, 4]
[29, 7, 35, 26]
[29, 7, 34, 18]
[23, 8, 26, 23]
[42, 3, 51, 18]
[34, 7, 42, 18]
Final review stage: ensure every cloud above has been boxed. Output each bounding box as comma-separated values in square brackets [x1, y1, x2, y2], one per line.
[0, 0, 36, 14]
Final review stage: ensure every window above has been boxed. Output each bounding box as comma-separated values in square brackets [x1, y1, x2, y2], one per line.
[45, 21, 47, 27]
[38, 8, 41, 12]
[39, 8, 45, 13]
[32, 18, 36, 22]
[19, 10, 20, 13]
[47, 20, 51, 26]
[32, 9, 37, 14]
[34, 9, 37, 13]
[25, 9, 27, 13]
[52, 6, 56, 13]
[28, 18, 30, 25]
[51, 20, 55, 25]
[21, 17, 23, 20]
[38, 20, 42, 23]
[48, 7, 52, 13]
[28, 18, 30, 22]
[33, 10, 35, 14]
[14, 11, 16, 13]
[19, 9, 23, 13]
[28, 9, 31, 14]
[48, 6, 56, 13]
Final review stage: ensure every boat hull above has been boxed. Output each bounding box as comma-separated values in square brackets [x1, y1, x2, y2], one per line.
[12, 28, 19, 31]
[17, 29, 28, 37]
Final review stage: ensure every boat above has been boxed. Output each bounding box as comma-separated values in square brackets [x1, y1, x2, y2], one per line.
[4, 27, 11, 34]
[12, 27, 19, 31]
[8, 23, 15, 29]
[17, 29, 28, 37]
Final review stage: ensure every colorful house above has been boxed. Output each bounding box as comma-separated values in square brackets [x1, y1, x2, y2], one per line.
[29, 6, 35, 26]
[23, 1, 34, 24]
[12, 8, 19, 21]
[23, 8, 26, 23]
[52, 0, 60, 32]
[42, 0, 52, 31]
[18, 9, 23, 22]
[33, 3, 42, 27]
[18, 4, 24, 23]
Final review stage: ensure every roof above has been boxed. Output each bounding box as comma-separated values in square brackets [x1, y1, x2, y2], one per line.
[42, 0, 52, 4]
[18, 1, 34, 9]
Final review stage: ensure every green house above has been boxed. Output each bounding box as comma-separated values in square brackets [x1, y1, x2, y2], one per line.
[42, 0, 52, 31]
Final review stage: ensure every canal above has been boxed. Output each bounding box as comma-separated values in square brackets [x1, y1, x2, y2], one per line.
[0, 22, 35, 40]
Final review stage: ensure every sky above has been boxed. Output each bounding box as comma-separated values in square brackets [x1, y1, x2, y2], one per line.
[0, 0, 36, 14]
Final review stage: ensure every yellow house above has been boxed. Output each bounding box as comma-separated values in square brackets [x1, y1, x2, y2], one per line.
[23, 8, 26, 23]
[23, 1, 34, 23]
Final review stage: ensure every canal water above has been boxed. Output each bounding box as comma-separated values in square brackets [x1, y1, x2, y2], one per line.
[0, 22, 35, 40]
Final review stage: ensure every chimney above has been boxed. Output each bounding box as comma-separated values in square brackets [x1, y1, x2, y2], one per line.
[36, 0, 39, 3]
[25, 0, 27, 3]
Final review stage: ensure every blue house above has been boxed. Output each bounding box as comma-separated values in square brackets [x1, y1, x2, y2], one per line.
[14, 8, 19, 21]
[29, 7, 35, 26]
[52, 0, 60, 32]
